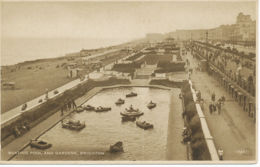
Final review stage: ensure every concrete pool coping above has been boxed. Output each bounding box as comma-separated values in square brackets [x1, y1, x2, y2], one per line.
[3, 84, 186, 161]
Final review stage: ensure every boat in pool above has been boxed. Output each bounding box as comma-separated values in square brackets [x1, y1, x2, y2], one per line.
[147, 101, 156, 109]
[30, 140, 52, 149]
[84, 104, 95, 111]
[115, 98, 125, 105]
[136, 121, 153, 130]
[109, 141, 124, 153]
[126, 92, 137, 97]
[62, 119, 85, 130]
[120, 105, 143, 117]
[121, 116, 136, 122]
[95, 106, 111, 112]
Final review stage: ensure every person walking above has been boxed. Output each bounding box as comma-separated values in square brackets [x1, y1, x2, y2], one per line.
[188, 70, 191, 79]
[211, 92, 216, 102]
[209, 103, 213, 114]
[217, 99, 222, 115]
[196, 90, 201, 102]
[61, 104, 64, 116]
[72, 100, 77, 109]
[218, 148, 224, 160]
[45, 88, 49, 100]
[67, 101, 72, 110]
[221, 96, 226, 105]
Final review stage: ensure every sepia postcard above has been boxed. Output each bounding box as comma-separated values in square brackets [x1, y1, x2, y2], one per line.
[0, 0, 257, 164]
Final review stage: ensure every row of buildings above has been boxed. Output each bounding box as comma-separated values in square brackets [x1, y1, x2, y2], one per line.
[153, 12, 256, 46]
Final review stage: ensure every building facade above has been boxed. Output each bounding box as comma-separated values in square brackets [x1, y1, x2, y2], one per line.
[167, 12, 256, 45]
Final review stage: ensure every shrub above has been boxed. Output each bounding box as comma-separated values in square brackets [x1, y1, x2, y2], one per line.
[157, 61, 185, 68]
[185, 102, 197, 121]
[181, 81, 193, 106]
[149, 79, 183, 88]
[126, 52, 143, 61]
[180, 80, 210, 160]
[112, 62, 142, 73]
[61, 63, 67, 67]
[189, 115, 201, 135]
[155, 61, 185, 73]
[144, 54, 172, 65]
[191, 139, 208, 160]
[191, 131, 204, 144]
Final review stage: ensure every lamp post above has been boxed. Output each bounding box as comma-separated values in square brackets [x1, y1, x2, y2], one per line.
[206, 30, 209, 60]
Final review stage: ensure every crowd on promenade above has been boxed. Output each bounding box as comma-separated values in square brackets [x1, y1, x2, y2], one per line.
[60, 100, 77, 116]
[190, 42, 255, 97]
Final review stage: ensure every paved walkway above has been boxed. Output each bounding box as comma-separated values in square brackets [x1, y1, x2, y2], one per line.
[1, 87, 102, 161]
[166, 89, 187, 160]
[186, 51, 256, 161]
[1, 49, 121, 125]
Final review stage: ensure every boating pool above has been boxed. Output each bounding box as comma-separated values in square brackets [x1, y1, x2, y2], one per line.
[13, 87, 171, 161]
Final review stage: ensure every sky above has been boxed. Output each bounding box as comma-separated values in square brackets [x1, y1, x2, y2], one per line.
[2, 1, 257, 40]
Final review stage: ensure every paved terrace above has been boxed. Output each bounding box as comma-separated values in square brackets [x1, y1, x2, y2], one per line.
[186, 51, 256, 161]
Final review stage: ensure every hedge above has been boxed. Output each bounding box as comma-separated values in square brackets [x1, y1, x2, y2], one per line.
[149, 79, 184, 88]
[125, 52, 143, 61]
[155, 61, 185, 73]
[150, 79, 210, 160]
[144, 54, 173, 65]
[112, 62, 142, 73]
[181, 81, 211, 160]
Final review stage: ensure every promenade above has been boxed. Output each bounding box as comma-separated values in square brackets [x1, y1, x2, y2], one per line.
[186, 51, 256, 161]
[166, 89, 187, 160]
[1, 49, 121, 126]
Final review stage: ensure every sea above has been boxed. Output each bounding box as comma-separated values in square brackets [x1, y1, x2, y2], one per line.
[1, 37, 132, 66]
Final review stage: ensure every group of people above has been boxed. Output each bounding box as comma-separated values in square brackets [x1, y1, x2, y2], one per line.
[209, 93, 225, 115]
[13, 120, 30, 137]
[60, 100, 77, 116]
[181, 127, 191, 144]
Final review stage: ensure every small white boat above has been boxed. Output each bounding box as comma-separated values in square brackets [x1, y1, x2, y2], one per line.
[126, 92, 137, 97]
[136, 121, 153, 130]
[115, 98, 125, 105]
[147, 101, 156, 109]
[120, 105, 143, 117]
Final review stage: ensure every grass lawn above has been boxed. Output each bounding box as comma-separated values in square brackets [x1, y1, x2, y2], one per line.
[1, 59, 73, 113]
[1, 50, 128, 113]
[144, 54, 173, 65]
